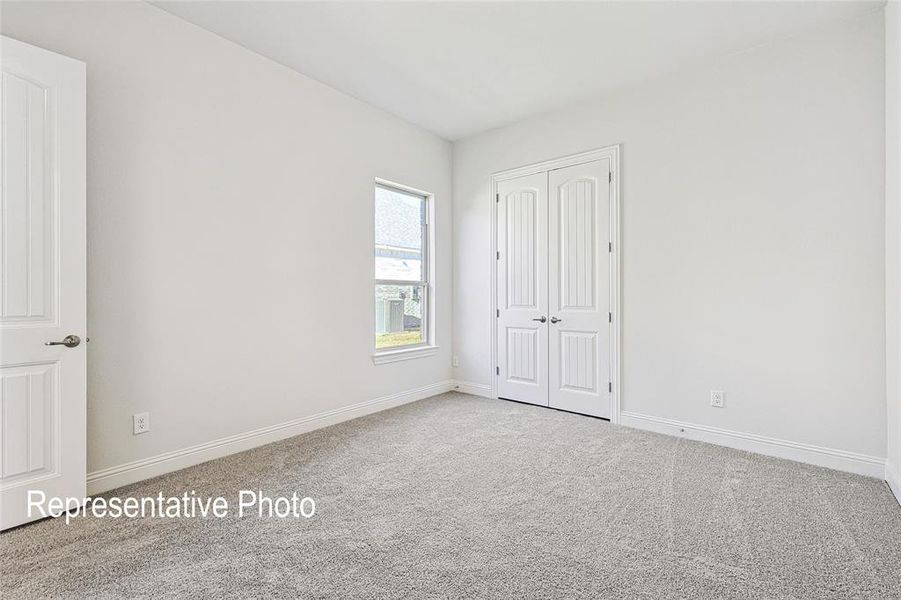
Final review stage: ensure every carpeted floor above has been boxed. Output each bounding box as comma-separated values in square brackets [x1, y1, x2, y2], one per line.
[1, 392, 900, 599]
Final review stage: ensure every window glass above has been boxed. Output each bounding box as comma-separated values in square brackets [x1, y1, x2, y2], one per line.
[374, 183, 429, 352]
[375, 284, 425, 349]
[375, 186, 424, 282]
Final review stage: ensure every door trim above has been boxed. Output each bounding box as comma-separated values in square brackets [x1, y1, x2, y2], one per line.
[489, 145, 622, 423]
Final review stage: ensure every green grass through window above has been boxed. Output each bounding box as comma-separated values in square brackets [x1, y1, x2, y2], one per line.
[376, 330, 423, 349]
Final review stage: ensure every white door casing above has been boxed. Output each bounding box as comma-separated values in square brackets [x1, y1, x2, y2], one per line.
[496, 172, 548, 406]
[491, 146, 620, 420]
[548, 160, 610, 418]
[0, 36, 86, 530]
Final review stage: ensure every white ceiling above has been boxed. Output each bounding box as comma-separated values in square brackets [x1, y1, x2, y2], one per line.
[154, 1, 881, 141]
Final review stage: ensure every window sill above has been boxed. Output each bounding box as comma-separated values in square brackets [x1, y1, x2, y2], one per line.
[372, 345, 438, 365]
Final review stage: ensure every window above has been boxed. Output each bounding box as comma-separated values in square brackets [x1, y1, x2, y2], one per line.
[373, 180, 435, 362]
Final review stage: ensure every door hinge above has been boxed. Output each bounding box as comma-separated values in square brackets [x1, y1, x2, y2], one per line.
[608, 381, 612, 393]
[496, 309, 500, 318]
[608, 172, 612, 183]
[608, 312, 613, 323]
[496, 193, 499, 203]
[496, 366, 500, 375]
[608, 241, 613, 253]
[496, 251, 500, 260]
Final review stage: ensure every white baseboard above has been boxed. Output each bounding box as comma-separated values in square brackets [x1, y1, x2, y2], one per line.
[87, 380, 456, 495]
[451, 380, 494, 398]
[620, 411, 886, 478]
[887, 462, 901, 506]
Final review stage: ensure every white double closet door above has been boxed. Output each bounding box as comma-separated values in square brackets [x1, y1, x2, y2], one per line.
[496, 158, 611, 418]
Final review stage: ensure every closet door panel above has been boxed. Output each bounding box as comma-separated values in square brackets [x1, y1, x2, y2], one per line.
[496, 172, 548, 406]
[548, 160, 611, 418]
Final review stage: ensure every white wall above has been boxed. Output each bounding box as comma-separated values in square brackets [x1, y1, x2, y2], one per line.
[0, 2, 453, 478]
[453, 12, 887, 460]
[886, 1, 901, 497]
[1, 2, 891, 485]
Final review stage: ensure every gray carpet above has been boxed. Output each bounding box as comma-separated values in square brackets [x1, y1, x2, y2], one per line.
[1, 392, 900, 599]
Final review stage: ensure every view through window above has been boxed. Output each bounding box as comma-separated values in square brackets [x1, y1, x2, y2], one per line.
[375, 183, 429, 351]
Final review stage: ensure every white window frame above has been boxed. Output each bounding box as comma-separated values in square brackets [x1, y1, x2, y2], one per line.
[372, 178, 437, 364]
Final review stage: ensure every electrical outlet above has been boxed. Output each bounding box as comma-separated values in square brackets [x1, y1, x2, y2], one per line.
[452, 355, 460, 368]
[133, 412, 150, 435]
[710, 390, 725, 408]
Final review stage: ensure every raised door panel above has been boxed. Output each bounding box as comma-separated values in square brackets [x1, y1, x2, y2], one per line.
[504, 189, 537, 309]
[1, 363, 57, 482]
[558, 178, 596, 311]
[506, 327, 539, 384]
[1, 72, 56, 325]
[559, 331, 597, 393]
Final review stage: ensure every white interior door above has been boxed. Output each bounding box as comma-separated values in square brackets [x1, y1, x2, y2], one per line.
[548, 160, 610, 418]
[496, 172, 548, 406]
[0, 36, 86, 530]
